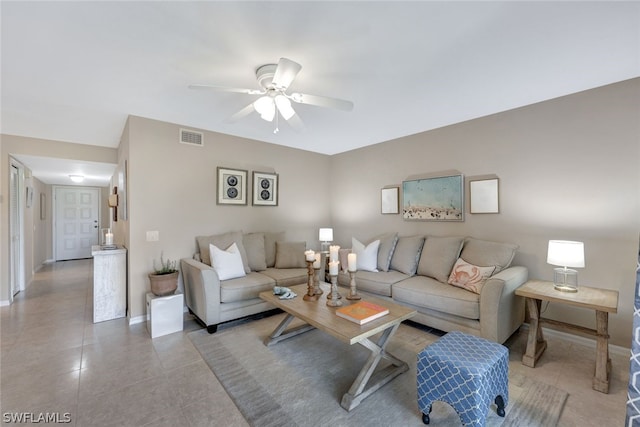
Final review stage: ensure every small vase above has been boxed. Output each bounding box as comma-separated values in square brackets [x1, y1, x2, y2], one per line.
[149, 271, 178, 296]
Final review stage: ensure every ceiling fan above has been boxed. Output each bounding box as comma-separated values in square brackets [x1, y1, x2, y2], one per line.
[189, 58, 354, 133]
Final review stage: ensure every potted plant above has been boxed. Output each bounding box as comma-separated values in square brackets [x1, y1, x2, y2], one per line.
[148, 253, 179, 296]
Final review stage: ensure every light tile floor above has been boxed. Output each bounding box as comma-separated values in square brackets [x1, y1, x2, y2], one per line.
[0, 259, 630, 426]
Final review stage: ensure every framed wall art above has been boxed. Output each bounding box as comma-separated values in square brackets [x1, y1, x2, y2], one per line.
[469, 177, 499, 213]
[402, 173, 464, 221]
[381, 187, 399, 214]
[217, 167, 247, 205]
[252, 171, 278, 206]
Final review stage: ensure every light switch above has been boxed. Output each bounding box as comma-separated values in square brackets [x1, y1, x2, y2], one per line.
[146, 231, 159, 242]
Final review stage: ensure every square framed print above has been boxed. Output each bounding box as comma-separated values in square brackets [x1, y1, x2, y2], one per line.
[217, 167, 248, 205]
[469, 178, 499, 213]
[381, 187, 399, 214]
[252, 171, 278, 206]
[402, 173, 464, 221]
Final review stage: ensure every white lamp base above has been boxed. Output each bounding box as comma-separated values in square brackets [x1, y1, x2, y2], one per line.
[553, 267, 578, 292]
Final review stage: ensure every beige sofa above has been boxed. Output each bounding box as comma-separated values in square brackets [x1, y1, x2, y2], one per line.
[181, 231, 308, 333]
[338, 234, 527, 343]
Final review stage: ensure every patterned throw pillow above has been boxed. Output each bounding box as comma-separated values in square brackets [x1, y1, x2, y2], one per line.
[447, 258, 496, 294]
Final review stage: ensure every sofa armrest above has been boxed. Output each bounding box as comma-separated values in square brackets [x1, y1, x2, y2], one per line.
[479, 266, 528, 343]
[180, 258, 221, 326]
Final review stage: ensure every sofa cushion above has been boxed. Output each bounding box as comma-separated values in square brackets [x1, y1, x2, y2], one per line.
[197, 231, 251, 273]
[352, 237, 380, 272]
[243, 233, 267, 271]
[220, 272, 275, 303]
[393, 275, 480, 320]
[390, 235, 425, 276]
[264, 231, 285, 268]
[448, 257, 496, 294]
[460, 237, 518, 274]
[260, 268, 308, 287]
[339, 248, 351, 272]
[375, 232, 399, 272]
[338, 269, 409, 297]
[209, 243, 246, 281]
[275, 241, 307, 268]
[417, 236, 464, 283]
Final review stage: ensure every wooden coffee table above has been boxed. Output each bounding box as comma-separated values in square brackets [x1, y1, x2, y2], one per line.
[259, 283, 416, 411]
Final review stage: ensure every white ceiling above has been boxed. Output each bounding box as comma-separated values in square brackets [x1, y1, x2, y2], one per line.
[2, 1, 639, 182]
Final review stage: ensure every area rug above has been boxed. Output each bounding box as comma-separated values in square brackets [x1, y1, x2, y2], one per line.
[188, 314, 568, 426]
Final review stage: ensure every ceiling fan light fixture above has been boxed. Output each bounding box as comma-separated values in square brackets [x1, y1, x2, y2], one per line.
[253, 96, 275, 121]
[275, 95, 295, 120]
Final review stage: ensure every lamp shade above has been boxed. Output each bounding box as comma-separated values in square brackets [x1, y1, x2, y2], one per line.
[547, 240, 585, 268]
[319, 228, 333, 242]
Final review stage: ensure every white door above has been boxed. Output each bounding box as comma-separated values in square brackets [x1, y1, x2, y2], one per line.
[9, 164, 23, 298]
[55, 187, 100, 260]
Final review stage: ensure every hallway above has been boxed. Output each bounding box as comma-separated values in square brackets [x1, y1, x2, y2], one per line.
[0, 259, 247, 426]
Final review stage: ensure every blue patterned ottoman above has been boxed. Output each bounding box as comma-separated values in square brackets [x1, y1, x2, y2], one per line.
[417, 331, 509, 426]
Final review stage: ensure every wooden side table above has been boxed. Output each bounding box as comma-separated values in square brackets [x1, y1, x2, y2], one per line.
[515, 280, 618, 393]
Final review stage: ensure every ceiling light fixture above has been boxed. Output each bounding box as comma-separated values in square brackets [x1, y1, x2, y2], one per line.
[253, 96, 275, 122]
[69, 174, 85, 183]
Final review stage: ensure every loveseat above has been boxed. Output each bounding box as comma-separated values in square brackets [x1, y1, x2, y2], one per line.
[337, 234, 527, 343]
[181, 231, 308, 333]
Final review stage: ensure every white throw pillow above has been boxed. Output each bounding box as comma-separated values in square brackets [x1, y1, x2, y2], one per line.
[209, 242, 247, 281]
[352, 237, 380, 272]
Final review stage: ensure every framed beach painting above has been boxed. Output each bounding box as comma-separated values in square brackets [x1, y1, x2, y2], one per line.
[402, 173, 464, 221]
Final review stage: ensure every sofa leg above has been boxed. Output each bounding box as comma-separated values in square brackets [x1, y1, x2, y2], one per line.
[495, 395, 506, 417]
[206, 324, 218, 334]
[421, 405, 432, 424]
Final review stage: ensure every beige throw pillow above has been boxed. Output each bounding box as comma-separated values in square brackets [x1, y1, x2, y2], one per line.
[243, 232, 267, 271]
[274, 241, 307, 268]
[197, 231, 251, 273]
[390, 236, 425, 276]
[417, 236, 464, 283]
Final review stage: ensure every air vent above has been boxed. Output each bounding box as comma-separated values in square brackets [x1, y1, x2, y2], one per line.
[179, 128, 203, 147]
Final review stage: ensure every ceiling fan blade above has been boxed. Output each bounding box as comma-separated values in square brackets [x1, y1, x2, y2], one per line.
[225, 102, 256, 123]
[290, 92, 354, 112]
[285, 111, 305, 132]
[189, 84, 264, 95]
[272, 58, 302, 90]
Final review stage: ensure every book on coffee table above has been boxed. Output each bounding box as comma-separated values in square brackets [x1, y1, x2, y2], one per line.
[336, 301, 389, 325]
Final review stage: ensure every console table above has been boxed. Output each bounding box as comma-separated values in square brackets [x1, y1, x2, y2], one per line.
[515, 280, 618, 393]
[91, 245, 127, 323]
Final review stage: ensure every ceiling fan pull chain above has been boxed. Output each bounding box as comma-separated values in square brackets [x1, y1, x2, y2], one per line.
[274, 108, 280, 134]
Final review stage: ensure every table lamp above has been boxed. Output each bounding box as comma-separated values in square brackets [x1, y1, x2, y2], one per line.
[547, 240, 584, 292]
[319, 228, 333, 253]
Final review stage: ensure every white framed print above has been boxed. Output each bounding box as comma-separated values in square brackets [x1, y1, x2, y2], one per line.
[252, 171, 278, 206]
[469, 178, 499, 214]
[381, 187, 399, 214]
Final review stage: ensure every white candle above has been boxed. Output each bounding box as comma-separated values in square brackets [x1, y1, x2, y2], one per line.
[348, 253, 357, 272]
[305, 250, 315, 262]
[313, 253, 321, 269]
[329, 260, 339, 276]
[105, 232, 114, 245]
[329, 245, 340, 262]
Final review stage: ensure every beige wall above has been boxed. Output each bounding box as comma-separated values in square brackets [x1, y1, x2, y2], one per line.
[0, 135, 117, 301]
[330, 78, 640, 347]
[124, 116, 332, 319]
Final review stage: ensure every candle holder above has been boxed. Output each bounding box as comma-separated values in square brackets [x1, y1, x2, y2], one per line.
[313, 267, 323, 296]
[346, 270, 361, 300]
[326, 274, 343, 307]
[303, 260, 319, 301]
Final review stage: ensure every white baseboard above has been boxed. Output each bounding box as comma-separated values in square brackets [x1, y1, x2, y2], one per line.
[521, 322, 630, 357]
[128, 314, 147, 325]
[0, 300, 10, 307]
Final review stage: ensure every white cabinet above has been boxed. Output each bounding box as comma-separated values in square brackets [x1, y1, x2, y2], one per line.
[91, 245, 127, 323]
[146, 292, 183, 338]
